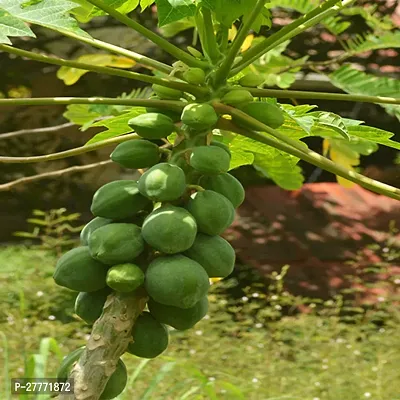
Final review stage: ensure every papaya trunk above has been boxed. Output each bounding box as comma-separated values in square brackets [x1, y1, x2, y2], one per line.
[58, 290, 148, 400]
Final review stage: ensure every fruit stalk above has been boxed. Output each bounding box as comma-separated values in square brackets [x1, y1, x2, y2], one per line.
[58, 291, 148, 400]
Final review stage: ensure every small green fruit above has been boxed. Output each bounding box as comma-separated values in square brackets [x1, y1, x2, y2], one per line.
[183, 68, 206, 85]
[106, 263, 144, 292]
[239, 73, 265, 87]
[221, 89, 253, 106]
[128, 113, 175, 139]
[190, 146, 230, 175]
[152, 84, 183, 100]
[181, 103, 218, 131]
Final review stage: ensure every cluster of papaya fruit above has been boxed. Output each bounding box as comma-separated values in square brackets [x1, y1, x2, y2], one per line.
[53, 70, 282, 398]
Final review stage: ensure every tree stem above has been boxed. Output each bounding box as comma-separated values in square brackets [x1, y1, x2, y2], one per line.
[231, 0, 352, 76]
[213, 103, 400, 201]
[214, 0, 267, 86]
[85, 0, 208, 69]
[0, 45, 207, 97]
[59, 31, 172, 74]
[58, 291, 148, 400]
[246, 88, 400, 106]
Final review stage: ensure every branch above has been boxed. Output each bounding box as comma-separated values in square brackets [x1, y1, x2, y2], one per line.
[85, 0, 208, 69]
[246, 88, 400, 106]
[59, 291, 148, 400]
[0, 45, 208, 97]
[0, 160, 112, 191]
[0, 122, 74, 140]
[213, 102, 400, 201]
[199, 8, 221, 64]
[0, 134, 141, 164]
[59, 31, 172, 74]
[214, 0, 267, 86]
[231, 0, 353, 76]
[0, 97, 185, 110]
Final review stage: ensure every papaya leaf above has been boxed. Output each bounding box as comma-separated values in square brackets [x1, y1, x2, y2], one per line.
[160, 17, 195, 38]
[156, 0, 197, 27]
[86, 107, 146, 144]
[0, 0, 89, 38]
[0, 9, 35, 44]
[346, 125, 400, 151]
[329, 65, 400, 121]
[210, 0, 259, 27]
[229, 147, 254, 170]
[56, 54, 136, 85]
[343, 31, 400, 54]
[308, 111, 350, 140]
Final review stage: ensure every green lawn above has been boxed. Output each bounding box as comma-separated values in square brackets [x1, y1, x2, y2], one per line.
[1, 246, 399, 400]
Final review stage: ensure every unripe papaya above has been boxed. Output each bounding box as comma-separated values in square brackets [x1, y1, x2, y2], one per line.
[91, 180, 151, 220]
[146, 97, 181, 122]
[186, 190, 235, 236]
[138, 162, 186, 202]
[148, 296, 208, 330]
[185, 233, 235, 278]
[88, 223, 144, 265]
[106, 263, 144, 292]
[199, 173, 245, 208]
[58, 350, 127, 400]
[239, 73, 265, 87]
[53, 247, 108, 292]
[145, 255, 210, 309]
[221, 89, 253, 106]
[210, 140, 231, 157]
[74, 287, 111, 325]
[181, 103, 219, 131]
[80, 217, 112, 246]
[110, 139, 160, 169]
[190, 146, 230, 175]
[238, 102, 284, 129]
[141, 205, 197, 254]
[183, 68, 206, 85]
[127, 312, 169, 358]
[152, 84, 183, 100]
[128, 113, 175, 139]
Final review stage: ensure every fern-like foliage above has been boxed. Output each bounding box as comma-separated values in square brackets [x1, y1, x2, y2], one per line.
[330, 65, 400, 121]
[343, 31, 400, 54]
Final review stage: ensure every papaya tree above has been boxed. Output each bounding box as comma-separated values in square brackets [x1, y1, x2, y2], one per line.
[0, 0, 399, 399]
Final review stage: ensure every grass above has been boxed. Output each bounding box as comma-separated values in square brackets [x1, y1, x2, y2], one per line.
[1, 245, 400, 400]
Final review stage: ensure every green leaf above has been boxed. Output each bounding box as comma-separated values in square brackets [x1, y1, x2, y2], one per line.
[0, 9, 35, 44]
[329, 65, 400, 121]
[160, 17, 195, 37]
[309, 111, 350, 140]
[86, 107, 146, 144]
[212, 0, 259, 27]
[343, 31, 400, 54]
[347, 125, 400, 151]
[0, 0, 89, 37]
[156, 0, 197, 27]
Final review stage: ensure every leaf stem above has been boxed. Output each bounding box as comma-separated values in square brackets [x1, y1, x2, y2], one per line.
[246, 88, 400, 106]
[213, 102, 400, 201]
[231, 0, 352, 76]
[0, 133, 141, 164]
[214, 0, 267, 86]
[200, 8, 221, 64]
[0, 45, 207, 97]
[59, 31, 172, 74]
[85, 0, 208, 68]
[0, 97, 185, 110]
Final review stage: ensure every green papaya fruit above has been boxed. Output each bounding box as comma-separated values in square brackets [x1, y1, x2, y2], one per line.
[145, 97, 181, 122]
[148, 296, 208, 330]
[106, 263, 144, 292]
[57, 346, 85, 379]
[145, 255, 209, 309]
[152, 84, 183, 100]
[74, 287, 111, 325]
[91, 180, 151, 220]
[88, 223, 144, 265]
[99, 359, 127, 400]
[239, 73, 265, 87]
[184, 233, 235, 278]
[141, 205, 197, 254]
[186, 190, 235, 236]
[80, 217, 112, 246]
[181, 103, 219, 131]
[127, 312, 169, 358]
[221, 89, 253, 106]
[199, 173, 245, 208]
[238, 101, 284, 129]
[138, 162, 186, 202]
[190, 146, 230, 175]
[210, 140, 231, 157]
[57, 350, 127, 400]
[128, 113, 175, 140]
[183, 68, 206, 85]
[110, 140, 160, 169]
[54, 247, 108, 292]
